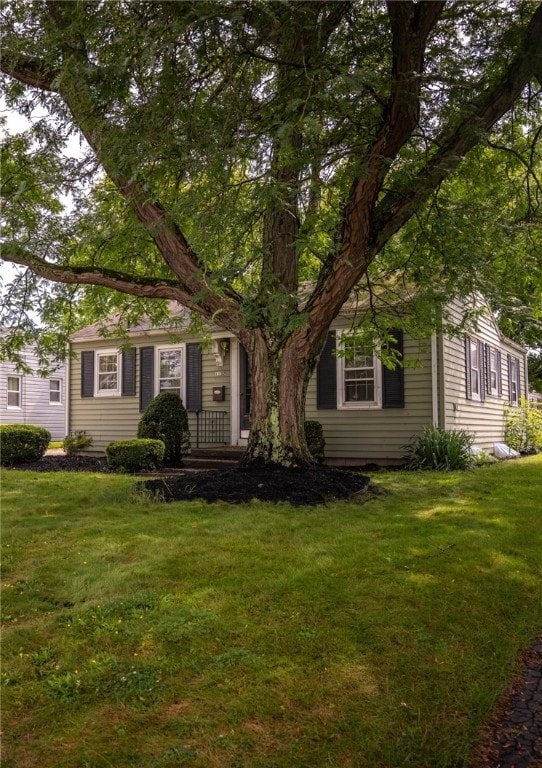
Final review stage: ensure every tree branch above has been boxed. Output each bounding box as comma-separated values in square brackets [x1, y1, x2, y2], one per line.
[0, 54, 59, 91]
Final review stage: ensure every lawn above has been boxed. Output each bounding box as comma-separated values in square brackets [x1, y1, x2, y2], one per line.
[1, 456, 541, 768]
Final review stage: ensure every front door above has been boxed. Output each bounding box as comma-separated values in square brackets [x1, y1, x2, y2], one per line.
[239, 345, 251, 436]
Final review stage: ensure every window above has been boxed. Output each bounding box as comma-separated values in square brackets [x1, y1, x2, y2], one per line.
[469, 338, 481, 400]
[96, 351, 120, 396]
[50, 378, 62, 404]
[338, 335, 380, 408]
[509, 356, 520, 405]
[7, 376, 21, 408]
[488, 347, 501, 396]
[157, 347, 182, 398]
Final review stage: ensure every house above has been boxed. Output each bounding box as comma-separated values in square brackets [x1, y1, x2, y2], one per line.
[1, 344, 66, 441]
[66, 296, 528, 464]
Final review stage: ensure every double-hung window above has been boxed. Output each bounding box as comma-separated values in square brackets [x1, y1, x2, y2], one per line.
[469, 338, 481, 400]
[96, 350, 120, 396]
[488, 347, 500, 396]
[7, 376, 21, 408]
[157, 347, 182, 399]
[509, 356, 520, 406]
[50, 378, 62, 404]
[338, 335, 380, 408]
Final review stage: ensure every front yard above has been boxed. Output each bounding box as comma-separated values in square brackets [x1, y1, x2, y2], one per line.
[1, 456, 541, 768]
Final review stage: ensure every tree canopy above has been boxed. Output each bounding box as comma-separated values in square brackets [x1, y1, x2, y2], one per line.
[1, 0, 541, 463]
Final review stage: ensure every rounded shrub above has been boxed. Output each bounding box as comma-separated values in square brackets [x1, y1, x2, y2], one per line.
[304, 420, 325, 462]
[405, 425, 474, 471]
[0, 424, 51, 466]
[105, 438, 165, 473]
[137, 392, 190, 466]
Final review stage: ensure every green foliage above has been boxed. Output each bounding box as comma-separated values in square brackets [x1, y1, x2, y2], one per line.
[63, 433, 93, 456]
[304, 420, 325, 462]
[137, 392, 190, 465]
[504, 397, 542, 454]
[0, 424, 50, 466]
[105, 439, 165, 473]
[405, 425, 475, 471]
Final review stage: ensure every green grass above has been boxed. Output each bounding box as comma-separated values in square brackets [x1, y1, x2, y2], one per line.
[1, 457, 541, 768]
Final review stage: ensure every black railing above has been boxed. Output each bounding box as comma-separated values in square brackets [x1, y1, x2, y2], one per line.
[195, 410, 227, 448]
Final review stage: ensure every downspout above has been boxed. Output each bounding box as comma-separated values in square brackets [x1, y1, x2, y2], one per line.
[431, 334, 439, 426]
[65, 344, 70, 439]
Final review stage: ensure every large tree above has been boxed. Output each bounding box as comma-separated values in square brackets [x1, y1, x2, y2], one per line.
[1, 0, 542, 466]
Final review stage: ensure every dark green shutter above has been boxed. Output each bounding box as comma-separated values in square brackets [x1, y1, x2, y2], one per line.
[121, 348, 136, 397]
[382, 330, 404, 408]
[465, 335, 472, 399]
[81, 351, 94, 398]
[185, 343, 202, 412]
[317, 331, 337, 409]
[139, 346, 155, 412]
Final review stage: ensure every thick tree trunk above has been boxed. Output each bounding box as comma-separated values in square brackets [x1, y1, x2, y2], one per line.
[241, 328, 320, 467]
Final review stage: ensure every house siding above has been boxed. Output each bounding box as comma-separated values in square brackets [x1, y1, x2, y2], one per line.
[441, 300, 527, 450]
[305, 335, 433, 461]
[1, 349, 66, 441]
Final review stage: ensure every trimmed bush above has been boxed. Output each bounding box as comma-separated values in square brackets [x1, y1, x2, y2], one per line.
[405, 425, 474, 471]
[105, 439, 165, 473]
[137, 392, 190, 465]
[304, 420, 325, 462]
[63, 433, 93, 456]
[504, 397, 542, 454]
[0, 424, 51, 466]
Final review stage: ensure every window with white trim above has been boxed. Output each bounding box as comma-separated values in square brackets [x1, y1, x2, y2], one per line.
[157, 346, 183, 399]
[469, 338, 481, 400]
[7, 376, 21, 408]
[50, 378, 62, 404]
[338, 334, 380, 409]
[509, 356, 520, 406]
[96, 350, 120, 396]
[488, 347, 500, 396]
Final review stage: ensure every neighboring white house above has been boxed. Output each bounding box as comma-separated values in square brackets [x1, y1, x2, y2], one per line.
[0, 344, 66, 441]
[65, 294, 529, 463]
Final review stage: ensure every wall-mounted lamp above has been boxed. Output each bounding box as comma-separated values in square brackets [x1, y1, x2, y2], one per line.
[213, 338, 230, 367]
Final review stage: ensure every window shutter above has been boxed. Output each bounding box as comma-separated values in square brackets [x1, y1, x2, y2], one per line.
[317, 331, 337, 409]
[185, 343, 202, 412]
[139, 346, 155, 412]
[382, 329, 404, 408]
[484, 344, 491, 395]
[81, 351, 94, 398]
[479, 343, 485, 402]
[497, 350, 502, 395]
[465, 336, 472, 399]
[121, 348, 136, 397]
[507, 353, 512, 401]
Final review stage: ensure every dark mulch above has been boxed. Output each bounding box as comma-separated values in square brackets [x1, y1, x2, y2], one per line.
[471, 636, 542, 768]
[4, 455, 370, 506]
[140, 464, 371, 505]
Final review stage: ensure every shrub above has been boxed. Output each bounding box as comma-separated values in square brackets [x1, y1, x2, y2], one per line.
[0, 424, 51, 466]
[405, 425, 474, 471]
[504, 397, 542, 454]
[137, 392, 190, 465]
[304, 420, 325, 462]
[105, 439, 165, 473]
[63, 433, 93, 456]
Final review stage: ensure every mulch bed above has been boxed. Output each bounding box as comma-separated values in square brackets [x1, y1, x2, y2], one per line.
[4, 454, 371, 506]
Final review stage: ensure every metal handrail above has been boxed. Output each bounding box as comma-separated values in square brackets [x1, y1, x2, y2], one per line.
[195, 410, 227, 448]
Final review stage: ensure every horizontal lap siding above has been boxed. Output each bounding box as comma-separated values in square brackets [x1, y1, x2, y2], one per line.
[70, 336, 226, 453]
[306, 338, 433, 460]
[442, 301, 527, 451]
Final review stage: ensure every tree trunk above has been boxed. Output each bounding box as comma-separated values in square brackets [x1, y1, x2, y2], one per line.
[241, 328, 320, 467]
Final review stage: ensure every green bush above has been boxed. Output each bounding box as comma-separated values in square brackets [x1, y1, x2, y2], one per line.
[0, 424, 51, 466]
[304, 420, 325, 462]
[137, 392, 190, 465]
[405, 425, 474, 471]
[63, 433, 93, 456]
[105, 439, 165, 473]
[504, 397, 542, 454]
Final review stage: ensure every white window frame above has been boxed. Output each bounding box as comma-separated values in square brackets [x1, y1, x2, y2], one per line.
[95, 349, 121, 397]
[155, 344, 185, 402]
[7, 375, 22, 409]
[336, 332, 381, 410]
[49, 378, 62, 405]
[488, 347, 500, 397]
[469, 338, 481, 401]
[509, 357, 520, 406]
